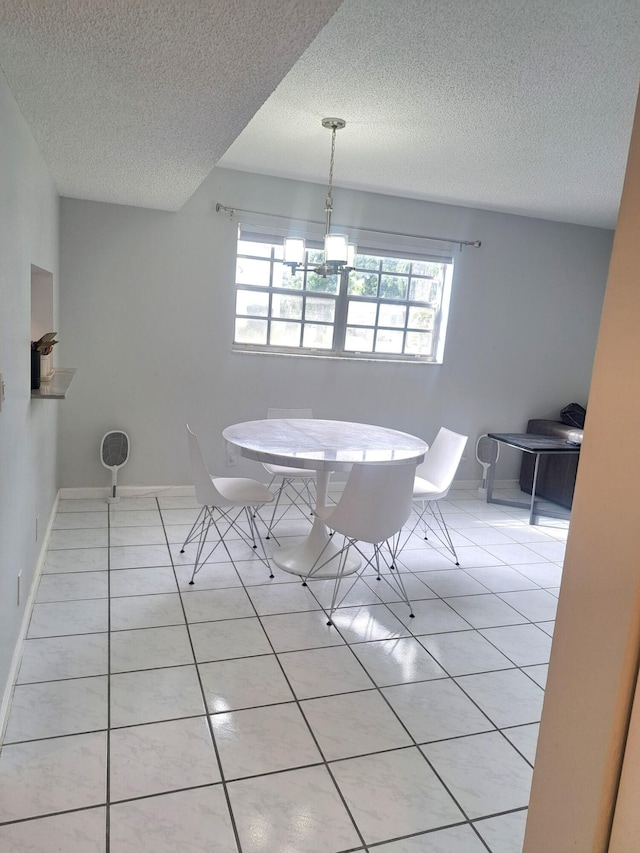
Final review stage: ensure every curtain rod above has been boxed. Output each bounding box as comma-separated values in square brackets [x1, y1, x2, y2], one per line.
[215, 203, 481, 250]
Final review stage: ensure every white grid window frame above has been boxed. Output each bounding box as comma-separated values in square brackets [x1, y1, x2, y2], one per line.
[232, 229, 454, 363]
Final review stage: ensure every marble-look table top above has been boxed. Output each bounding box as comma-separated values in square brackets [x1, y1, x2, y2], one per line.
[223, 419, 427, 472]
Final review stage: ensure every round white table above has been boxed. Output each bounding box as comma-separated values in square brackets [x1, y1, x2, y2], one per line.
[222, 419, 427, 578]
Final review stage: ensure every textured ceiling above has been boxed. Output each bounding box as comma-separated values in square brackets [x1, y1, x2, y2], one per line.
[1, 0, 639, 226]
[0, 0, 342, 209]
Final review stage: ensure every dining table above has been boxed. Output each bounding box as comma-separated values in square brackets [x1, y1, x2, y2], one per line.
[222, 418, 428, 578]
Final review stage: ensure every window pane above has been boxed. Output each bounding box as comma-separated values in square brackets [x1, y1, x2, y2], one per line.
[236, 289, 269, 317]
[408, 306, 435, 330]
[238, 240, 271, 258]
[375, 329, 404, 354]
[282, 267, 304, 290]
[306, 272, 339, 294]
[405, 330, 433, 355]
[235, 318, 267, 345]
[305, 297, 335, 323]
[382, 257, 410, 274]
[345, 326, 374, 352]
[409, 278, 438, 302]
[380, 275, 407, 300]
[355, 254, 381, 271]
[303, 324, 333, 349]
[378, 304, 406, 328]
[347, 300, 377, 325]
[272, 293, 303, 320]
[236, 257, 271, 287]
[348, 272, 379, 296]
[270, 321, 301, 347]
[411, 260, 438, 277]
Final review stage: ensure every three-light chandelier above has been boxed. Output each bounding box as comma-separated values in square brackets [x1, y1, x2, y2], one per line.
[283, 118, 356, 277]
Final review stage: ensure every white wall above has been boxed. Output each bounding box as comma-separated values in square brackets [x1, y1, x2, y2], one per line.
[0, 71, 60, 696]
[58, 167, 612, 489]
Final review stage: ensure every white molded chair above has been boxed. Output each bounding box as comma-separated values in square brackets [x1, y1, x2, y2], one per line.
[262, 407, 316, 538]
[404, 427, 468, 565]
[304, 461, 418, 626]
[182, 425, 275, 583]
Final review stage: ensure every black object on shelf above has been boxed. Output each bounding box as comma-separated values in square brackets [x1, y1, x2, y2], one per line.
[31, 348, 41, 390]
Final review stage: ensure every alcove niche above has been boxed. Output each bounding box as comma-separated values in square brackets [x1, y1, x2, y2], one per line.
[30, 264, 54, 343]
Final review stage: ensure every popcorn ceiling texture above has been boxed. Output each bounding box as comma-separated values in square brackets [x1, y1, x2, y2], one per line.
[1, 0, 639, 226]
[0, 0, 341, 210]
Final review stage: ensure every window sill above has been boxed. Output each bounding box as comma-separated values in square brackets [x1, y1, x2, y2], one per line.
[231, 348, 440, 365]
[31, 368, 77, 399]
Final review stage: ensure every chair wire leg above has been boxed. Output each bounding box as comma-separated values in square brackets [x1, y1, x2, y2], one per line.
[180, 506, 206, 553]
[426, 501, 460, 565]
[189, 510, 215, 584]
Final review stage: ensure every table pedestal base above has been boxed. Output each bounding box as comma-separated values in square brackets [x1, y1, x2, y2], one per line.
[272, 470, 360, 579]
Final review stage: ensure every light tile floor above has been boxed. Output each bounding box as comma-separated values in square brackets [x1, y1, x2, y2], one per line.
[0, 488, 568, 852]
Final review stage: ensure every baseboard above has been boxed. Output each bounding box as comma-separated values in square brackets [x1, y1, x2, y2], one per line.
[0, 491, 59, 743]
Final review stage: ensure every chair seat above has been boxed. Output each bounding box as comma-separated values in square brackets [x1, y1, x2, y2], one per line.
[213, 476, 274, 505]
[413, 475, 449, 501]
[262, 462, 315, 478]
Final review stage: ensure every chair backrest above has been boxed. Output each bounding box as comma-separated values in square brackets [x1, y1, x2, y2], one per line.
[327, 461, 418, 544]
[267, 407, 313, 419]
[186, 425, 225, 507]
[416, 427, 468, 497]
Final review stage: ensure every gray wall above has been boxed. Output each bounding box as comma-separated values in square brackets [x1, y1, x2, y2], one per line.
[0, 71, 60, 695]
[58, 167, 612, 489]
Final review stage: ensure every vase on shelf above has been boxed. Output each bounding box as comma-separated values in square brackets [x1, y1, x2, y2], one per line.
[40, 351, 54, 382]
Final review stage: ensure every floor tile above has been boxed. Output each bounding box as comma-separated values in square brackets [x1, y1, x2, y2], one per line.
[181, 587, 255, 622]
[503, 723, 540, 764]
[277, 645, 374, 698]
[110, 625, 194, 672]
[4, 676, 108, 742]
[387, 598, 471, 634]
[416, 569, 489, 597]
[455, 669, 544, 728]
[36, 571, 108, 602]
[47, 527, 109, 551]
[419, 629, 513, 676]
[260, 610, 347, 652]
[109, 544, 172, 569]
[331, 746, 463, 845]
[109, 716, 220, 801]
[498, 588, 559, 621]
[109, 785, 237, 853]
[45, 539, 108, 561]
[422, 731, 533, 819]
[0, 807, 106, 852]
[443, 594, 528, 628]
[515, 562, 563, 588]
[174, 561, 243, 590]
[537, 620, 555, 636]
[27, 599, 108, 638]
[110, 566, 178, 597]
[382, 678, 494, 743]
[482, 543, 546, 565]
[474, 809, 528, 853]
[0, 732, 107, 822]
[109, 497, 159, 511]
[17, 633, 108, 683]
[344, 636, 447, 687]
[246, 581, 321, 615]
[108, 509, 162, 527]
[210, 702, 321, 779]
[200, 654, 294, 711]
[464, 565, 539, 592]
[479, 623, 553, 666]
[373, 824, 488, 852]
[110, 592, 185, 630]
[228, 765, 360, 853]
[330, 604, 412, 643]
[522, 663, 549, 688]
[526, 540, 567, 561]
[362, 571, 438, 604]
[190, 617, 272, 662]
[57, 498, 110, 512]
[109, 525, 168, 546]
[301, 689, 412, 760]
[110, 665, 204, 727]
[444, 545, 505, 568]
[53, 512, 108, 530]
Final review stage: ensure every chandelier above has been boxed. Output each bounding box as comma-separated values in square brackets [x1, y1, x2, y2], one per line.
[283, 118, 356, 277]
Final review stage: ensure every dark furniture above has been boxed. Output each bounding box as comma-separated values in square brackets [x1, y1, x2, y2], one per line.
[487, 432, 581, 524]
[519, 419, 583, 509]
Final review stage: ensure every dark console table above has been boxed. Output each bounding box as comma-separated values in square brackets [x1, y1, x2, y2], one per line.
[486, 433, 581, 525]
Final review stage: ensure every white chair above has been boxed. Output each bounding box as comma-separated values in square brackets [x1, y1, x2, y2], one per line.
[181, 425, 275, 583]
[403, 427, 468, 565]
[262, 407, 316, 538]
[304, 461, 418, 625]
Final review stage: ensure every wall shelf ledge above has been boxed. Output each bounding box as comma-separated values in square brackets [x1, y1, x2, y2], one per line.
[31, 368, 76, 399]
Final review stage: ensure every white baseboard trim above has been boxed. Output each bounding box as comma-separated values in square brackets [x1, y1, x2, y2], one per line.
[0, 492, 60, 743]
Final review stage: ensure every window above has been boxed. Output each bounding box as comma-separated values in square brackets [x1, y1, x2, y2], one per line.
[233, 234, 454, 362]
